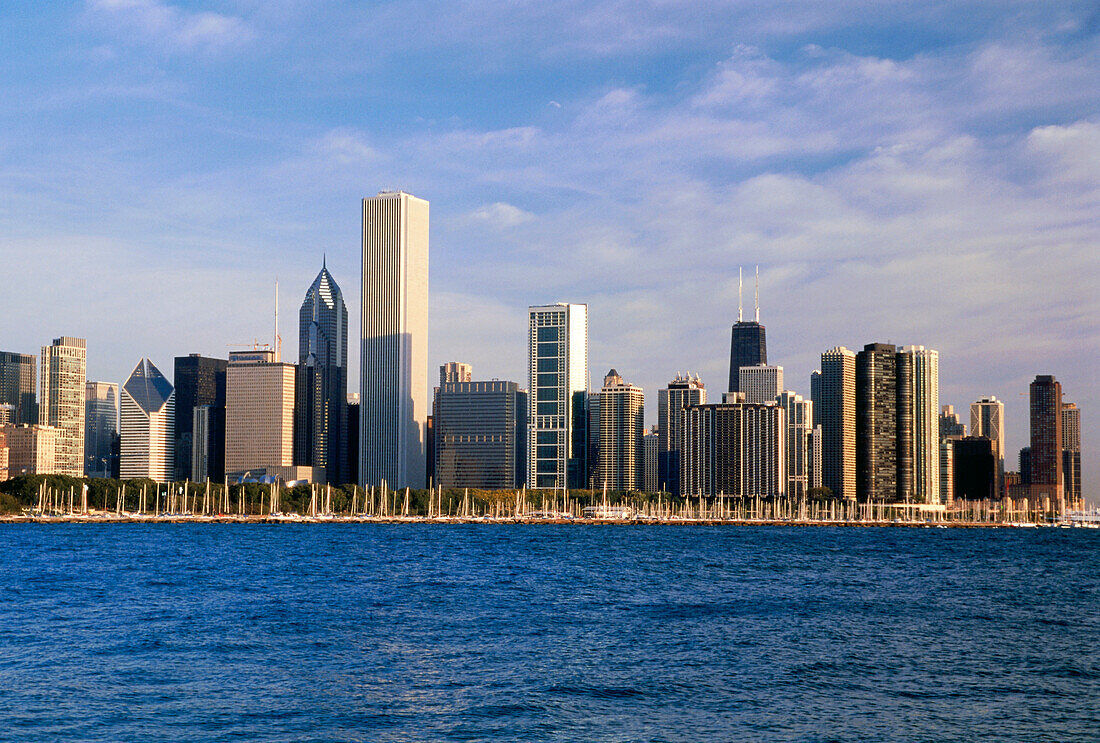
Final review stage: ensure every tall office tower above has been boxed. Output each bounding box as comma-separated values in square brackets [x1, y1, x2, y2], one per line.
[586, 391, 600, 488]
[1019, 447, 1031, 485]
[0, 351, 37, 425]
[940, 405, 966, 438]
[0, 424, 57, 476]
[953, 437, 996, 501]
[820, 347, 856, 499]
[173, 354, 228, 482]
[657, 373, 705, 494]
[777, 391, 812, 498]
[346, 393, 360, 487]
[643, 426, 658, 493]
[1029, 375, 1063, 506]
[809, 424, 823, 489]
[940, 440, 955, 507]
[361, 191, 429, 489]
[739, 364, 784, 405]
[296, 262, 349, 484]
[596, 369, 645, 492]
[856, 343, 897, 502]
[39, 337, 86, 477]
[809, 371, 822, 427]
[971, 396, 1005, 496]
[119, 359, 175, 482]
[191, 405, 213, 481]
[440, 362, 472, 384]
[84, 381, 118, 478]
[528, 303, 588, 490]
[727, 267, 767, 393]
[434, 380, 526, 489]
[225, 350, 298, 478]
[1062, 402, 1081, 508]
[679, 402, 785, 498]
[898, 346, 940, 504]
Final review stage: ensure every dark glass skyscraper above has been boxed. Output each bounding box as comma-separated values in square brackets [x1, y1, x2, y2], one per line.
[856, 343, 898, 502]
[727, 268, 767, 392]
[296, 261, 348, 484]
[1029, 375, 1063, 505]
[0, 351, 37, 425]
[173, 354, 228, 481]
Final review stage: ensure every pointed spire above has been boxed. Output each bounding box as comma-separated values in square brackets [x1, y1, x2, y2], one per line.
[322, 252, 326, 269]
[754, 265, 760, 323]
[738, 266, 743, 323]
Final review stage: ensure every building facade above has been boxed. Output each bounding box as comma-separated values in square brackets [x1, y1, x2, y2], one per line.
[820, 346, 856, 499]
[1029, 375, 1063, 506]
[1062, 401, 1081, 508]
[679, 402, 785, 498]
[970, 396, 1005, 497]
[0, 424, 57, 476]
[226, 350, 297, 478]
[643, 426, 658, 493]
[657, 373, 705, 495]
[433, 380, 526, 490]
[596, 370, 644, 492]
[360, 191, 429, 489]
[440, 362, 472, 384]
[120, 359, 175, 482]
[777, 390, 812, 499]
[173, 354, 228, 482]
[527, 303, 588, 490]
[856, 343, 898, 502]
[0, 351, 37, 425]
[39, 337, 86, 477]
[84, 381, 118, 478]
[297, 262, 349, 485]
[739, 364, 784, 405]
[953, 437, 996, 501]
[898, 346, 940, 504]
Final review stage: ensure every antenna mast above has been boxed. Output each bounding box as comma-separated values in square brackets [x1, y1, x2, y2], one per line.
[738, 267, 743, 323]
[274, 278, 280, 361]
[754, 265, 760, 323]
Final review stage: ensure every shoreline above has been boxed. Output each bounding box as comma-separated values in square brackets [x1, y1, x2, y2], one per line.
[0, 514, 1087, 528]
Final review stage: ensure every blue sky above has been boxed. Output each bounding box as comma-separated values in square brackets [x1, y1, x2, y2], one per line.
[2, 1, 1099, 498]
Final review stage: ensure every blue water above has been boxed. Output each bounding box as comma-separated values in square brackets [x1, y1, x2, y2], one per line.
[0, 525, 1097, 742]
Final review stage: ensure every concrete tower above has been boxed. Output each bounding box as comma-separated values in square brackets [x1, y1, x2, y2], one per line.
[39, 336, 86, 477]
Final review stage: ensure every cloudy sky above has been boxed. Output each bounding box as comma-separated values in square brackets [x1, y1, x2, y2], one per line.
[2, 1, 1098, 498]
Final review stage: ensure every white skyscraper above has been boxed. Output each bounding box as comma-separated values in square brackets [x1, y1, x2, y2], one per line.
[739, 364, 784, 404]
[361, 191, 429, 488]
[971, 396, 1005, 495]
[40, 336, 86, 477]
[528, 303, 588, 490]
[899, 345, 940, 504]
[120, 358, 175, 482]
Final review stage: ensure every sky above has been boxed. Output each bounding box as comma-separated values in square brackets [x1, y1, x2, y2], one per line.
[1, 1, 1098, 500]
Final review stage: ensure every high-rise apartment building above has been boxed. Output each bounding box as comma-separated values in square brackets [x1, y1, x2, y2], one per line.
[361, 191, 429, 489]
[433, 380, 526, 490]
[971, 396, 1005, 496]
[777, 390, 812, 498]
[120, 359, 175, 482]
[39, 336, 86, 477]
[727, 268, 767, 393]
[226, 350, 297, 478]
[0, 351, 37, 425]
[898, 346, 940, 504]
[440, 362, 472, 384]
[84, 381, 118, 478]
[809, 371, 822, 427]
[528, 303, 588, 490]
[657, 373, 705, 494]
[0, 424, 57, 476]
[820, 347, 856, 499]
[643, 426, 658, 493]
[679, 402, 785, 498]
[596, 370, 644, 492]
[173, 354, 228, 482]
[1062, 401, 1081, 508]
[739, 364, 784, 405]
[297, 262, 349, 485]
[1029, 375, 1063, 506]
[940, 405, 966, 438]
[856, 343, 897, 502]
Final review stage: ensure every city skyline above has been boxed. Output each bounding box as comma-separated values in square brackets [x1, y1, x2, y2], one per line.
[1, 2, 1096, 497]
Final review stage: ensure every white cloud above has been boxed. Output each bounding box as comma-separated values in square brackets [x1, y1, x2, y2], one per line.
[467, 202, 535, 228]
[87, 0, 254, 51]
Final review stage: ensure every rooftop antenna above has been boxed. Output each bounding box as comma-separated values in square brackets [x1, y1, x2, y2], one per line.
[274, 278, 281, 362]
[738, 266, 743, 323]
[754, 265, 760, 323]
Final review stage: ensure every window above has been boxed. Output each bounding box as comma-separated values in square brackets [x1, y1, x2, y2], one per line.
[537, 326, 559, 342]
[537, 373, 559, 388]
[537, 358, 559, 372]
[537, 402, 558, 416]
[536, 460, 559, 474]
[537, 343, 559, 358]
[536, 387, 558, 402]
[537, 431, 558, 444]
[537, 445, 559, 459]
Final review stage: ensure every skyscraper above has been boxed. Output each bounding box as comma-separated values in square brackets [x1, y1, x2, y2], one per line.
[777, 390, 812, 499]
[225, 350, 298, 479]
[1029, 375, 1063, 506]
[528, 303, 588, 490]
[120, 359, 175, 482]
[856, 343, 897, 502]
[643, 426, 658, 493]
[1062, 401, 1081, 509]
[953, 437, 996, 501]
[0, 351, 37, 425]
[939, 405, 966, 506]
[971, 396, 1005, 496]
[739, 364, 784, 405]
[820, 347, 856, 499]
[657, 373, 705, 494]
[727, 266, 767, 393]
[440, 362, 472, 384]
[433, 380, 526, 490]
[809, 370, 822, 428]
[898, 345, 940, 504]
[680, 401, 785, 498]
[84, 381, 118, 478]
[297, 262, 349, 484]
[596, 369, 645, 492]
[39, 336, 86, 477]
[173, 354, 228, 481]
[361, 191, 429, 489]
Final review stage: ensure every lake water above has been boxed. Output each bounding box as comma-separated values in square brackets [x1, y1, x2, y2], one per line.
[1, 524, 1097, 742]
